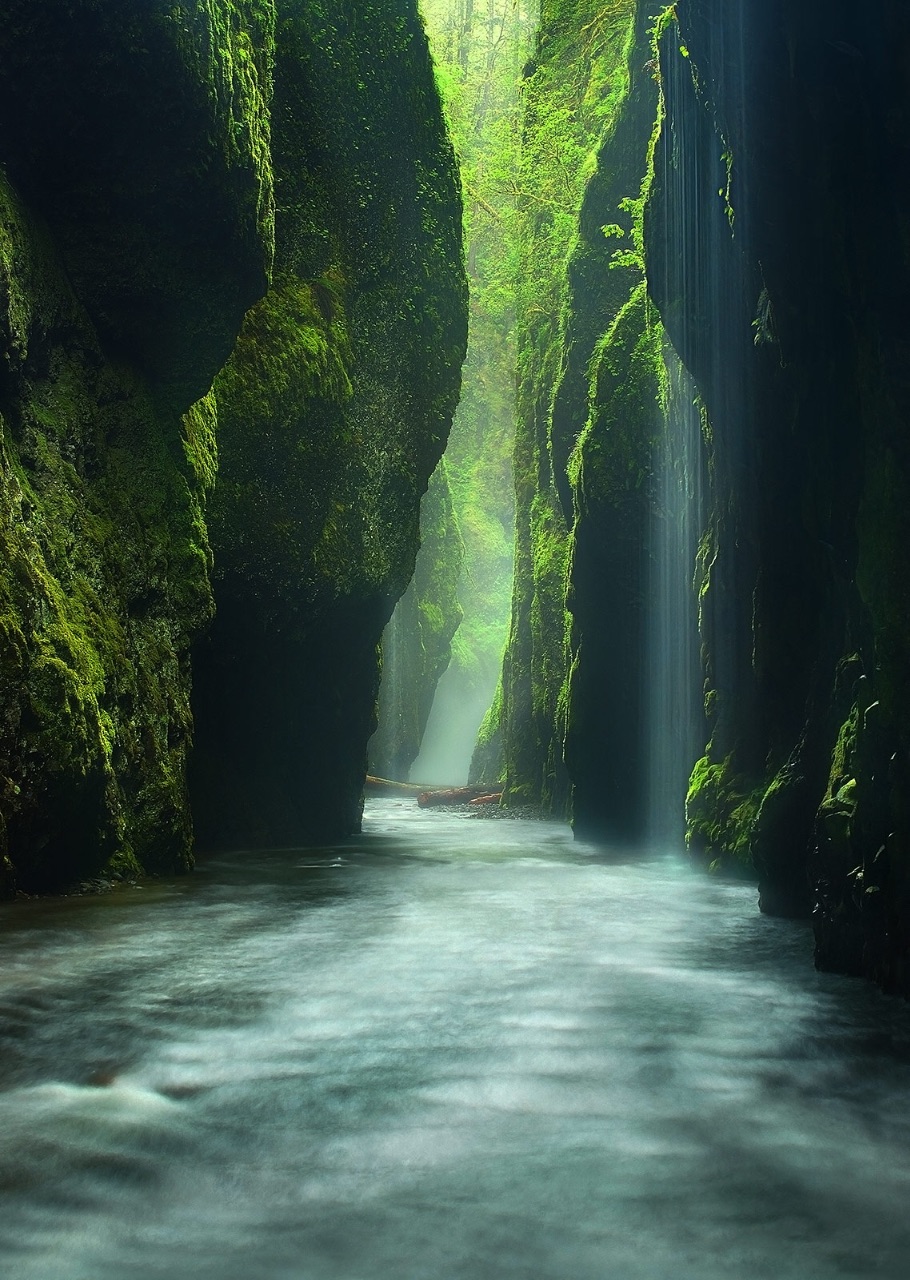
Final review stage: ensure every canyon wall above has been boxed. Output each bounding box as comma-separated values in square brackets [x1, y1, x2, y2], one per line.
[190, 0, 466, 847]
[0, 0, 466, 888]
[655, 0, 910, 991]
[491, 0, 910, 992]
[492, 0, 646, 814]
[0, 0, 274, 892]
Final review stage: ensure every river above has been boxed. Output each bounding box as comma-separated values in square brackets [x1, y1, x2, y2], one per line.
[1, 799, 909, 1278]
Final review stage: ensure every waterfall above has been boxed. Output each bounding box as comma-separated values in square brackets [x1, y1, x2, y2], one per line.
[646, 350, 705, 846]
[409, 662, 494, 786]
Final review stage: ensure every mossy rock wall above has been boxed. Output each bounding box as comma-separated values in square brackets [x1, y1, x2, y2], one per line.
[491, 0, 642, 815]
[0, 1, 275, 410]
[558, 4, 682, 843]
[565, 284, 663, 842]
[0, 0, 465, 885]
[646, 0, 910, 991]
[494, 0, 910, 1000]
[189, 0, 467, 847]
[490, 0, 694, 835]
[369, 462, 464, 782]
[0, 3, 275, 892]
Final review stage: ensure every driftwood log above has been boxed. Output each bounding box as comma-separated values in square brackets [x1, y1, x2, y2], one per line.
[365, 776, 430, 797]
[417, 786, 492, 808]
[365, 777, 503, 809]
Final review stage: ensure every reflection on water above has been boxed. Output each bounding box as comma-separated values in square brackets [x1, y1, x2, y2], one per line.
[1, 799, 910, 1279]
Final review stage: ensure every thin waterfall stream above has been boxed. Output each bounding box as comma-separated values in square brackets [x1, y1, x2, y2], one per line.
[2, 801, 910, 1279]
[647, 352, 706, 845]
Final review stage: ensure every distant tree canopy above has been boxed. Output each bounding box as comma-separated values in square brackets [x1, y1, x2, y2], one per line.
[413, 1, 539, 725]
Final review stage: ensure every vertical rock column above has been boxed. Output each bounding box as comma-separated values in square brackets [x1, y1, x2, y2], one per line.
[0, 0, 275, 892]
[190, 0, 468, 847]
[651, 0, 910, 990]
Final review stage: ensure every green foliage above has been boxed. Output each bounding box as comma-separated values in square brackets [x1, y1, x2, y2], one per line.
[417, 0, 530, 712]
[487, 0, 641, 813]
[516, 0, 636, 334]
[685, 752, 763, 871]
[0, 170, 215, 891]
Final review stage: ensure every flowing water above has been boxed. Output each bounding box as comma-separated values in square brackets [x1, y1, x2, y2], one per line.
[2, 800, 910, 1279]
[647, 352, 705, 845]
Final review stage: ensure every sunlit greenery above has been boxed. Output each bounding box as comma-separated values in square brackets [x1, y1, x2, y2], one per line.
[415, 1, 538, 729]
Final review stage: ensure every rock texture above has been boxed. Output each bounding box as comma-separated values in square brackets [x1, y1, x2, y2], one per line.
[652, 0, 910, 991]
[491, 0, 647, 816]
[489, 0, 910, 992]
[189, 0, 466, 848]
[560, 6, 667, 843]
[0, 0, 274, 893]
[0, 0, 466, 887]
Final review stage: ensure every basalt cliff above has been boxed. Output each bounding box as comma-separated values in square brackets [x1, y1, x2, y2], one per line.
[0, 0, 466, 891]
[487, 0, 910, 993]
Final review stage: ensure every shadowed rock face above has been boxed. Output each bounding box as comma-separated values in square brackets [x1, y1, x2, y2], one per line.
[560, 4, 665, 845]
[649, 0, 910, 991]
[482, 0, 910, 991]
[188, 1, 467, 850]
[0, 1, 275, 893]
[369, 463, 464, 786]
[0, 0, 466, 887]
[0, 0, 275, 411]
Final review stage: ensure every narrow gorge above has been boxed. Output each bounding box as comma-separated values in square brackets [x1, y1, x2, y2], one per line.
[2, 3, 910, 1275]
[0, 0, 466, 885]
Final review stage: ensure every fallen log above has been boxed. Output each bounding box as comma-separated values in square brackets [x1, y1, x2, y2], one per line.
[417, 786, 490, 808]
[365, 776, 428, 797]
[469, 792, 503, 806]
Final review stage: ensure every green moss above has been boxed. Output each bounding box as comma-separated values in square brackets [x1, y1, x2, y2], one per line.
[489, 0, 662, 817]
[0, 164, 216, 891]
[168, 1, 276, 255]
[490, 0, 631, 810]
[0, 1, 277, 407]
[0, 0, 281, 887]
[191, 0, 468, 847]
[528, 492, 571, 722]
[685, 752, 763, 871]
[471, 675, 505, 785]
[182, 393, 219, 492]
[217, 274, 352, 420]
[569, 283, 663, 495]
[827, 704, 860, 798]
[1, 0, 468, 880]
